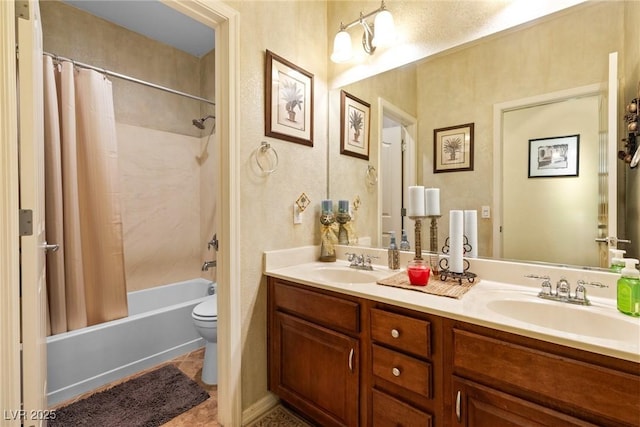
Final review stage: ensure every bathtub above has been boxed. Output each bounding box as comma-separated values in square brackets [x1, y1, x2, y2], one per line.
[46, 278, 213, 406]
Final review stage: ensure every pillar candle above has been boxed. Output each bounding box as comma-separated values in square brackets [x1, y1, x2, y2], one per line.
[321, 199, 333, 213]
[425, 188, 440, 216]
[408, 186, 425, 217]
[449, 210, 464, 273]
[464, 210, 478, 258]
[338, 199, 349, 213]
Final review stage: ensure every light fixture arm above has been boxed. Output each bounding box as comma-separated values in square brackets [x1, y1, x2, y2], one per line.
[339, 1, 386, 32]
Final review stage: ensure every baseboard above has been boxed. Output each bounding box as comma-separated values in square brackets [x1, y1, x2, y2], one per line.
[241, 392, 279, 425]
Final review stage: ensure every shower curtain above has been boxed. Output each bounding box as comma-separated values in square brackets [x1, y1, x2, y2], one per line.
[43, 55, 128, 335]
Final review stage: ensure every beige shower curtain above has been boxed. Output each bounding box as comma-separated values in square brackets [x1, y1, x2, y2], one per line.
[43, 55, 128, 335]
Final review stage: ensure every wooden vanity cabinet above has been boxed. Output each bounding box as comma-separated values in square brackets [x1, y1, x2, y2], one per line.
[268, 278, 362, 427]
[444, 320, 640, 427]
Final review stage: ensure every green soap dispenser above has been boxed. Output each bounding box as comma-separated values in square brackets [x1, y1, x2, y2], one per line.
[610, 248, 626, 272]
[617, 258, 640, 317]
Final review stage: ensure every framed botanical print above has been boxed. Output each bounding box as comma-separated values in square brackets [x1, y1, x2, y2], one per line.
[340, 90, 371, 160]
[433, 123, 474, 173]
[265, 50, 314, 146]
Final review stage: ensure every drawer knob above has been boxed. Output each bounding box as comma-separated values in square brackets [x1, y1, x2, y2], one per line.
[392, 367, 401, 377]
[391, 329, 400, 338]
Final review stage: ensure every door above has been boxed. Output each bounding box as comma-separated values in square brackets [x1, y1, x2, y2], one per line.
[271, 312, 359, 427]
[17, 0, 48, 423]
[381, 124, 403, 247]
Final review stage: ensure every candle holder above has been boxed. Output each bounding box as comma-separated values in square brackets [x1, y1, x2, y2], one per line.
[319, 211, 337, 262]
[427, 215, 442, 253]
[335, 211, 352, 245]
[439, 236, 477, 284]
[408, 216, 427, 260]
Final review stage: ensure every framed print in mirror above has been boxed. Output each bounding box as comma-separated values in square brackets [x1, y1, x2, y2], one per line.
[528, 134, 579, 178]
[265, 50, 314, 147]
[433, 123, 474, 173]
[340, 90, 371, 160]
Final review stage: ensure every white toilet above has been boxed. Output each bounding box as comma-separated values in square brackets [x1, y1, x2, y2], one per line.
[192, 294, 218, 385]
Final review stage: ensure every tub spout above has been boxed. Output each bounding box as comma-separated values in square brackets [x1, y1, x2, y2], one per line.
[202, 260, 217, 271]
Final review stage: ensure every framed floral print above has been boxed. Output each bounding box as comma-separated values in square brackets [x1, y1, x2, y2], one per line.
[340, 90, 371, 160]
[433, 123, 474, 173]
[265, 50, 314, 147]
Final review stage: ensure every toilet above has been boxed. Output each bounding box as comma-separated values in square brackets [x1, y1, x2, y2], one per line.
[192, 294, 218, 385]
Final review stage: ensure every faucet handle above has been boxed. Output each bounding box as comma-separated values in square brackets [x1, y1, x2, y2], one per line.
[539, 279, 553, 296]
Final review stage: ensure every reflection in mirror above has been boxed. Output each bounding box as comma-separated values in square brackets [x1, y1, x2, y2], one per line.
[328, 1, 639, 269]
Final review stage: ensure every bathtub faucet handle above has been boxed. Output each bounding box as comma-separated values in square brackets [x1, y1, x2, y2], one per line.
[208, 234, 219, 251]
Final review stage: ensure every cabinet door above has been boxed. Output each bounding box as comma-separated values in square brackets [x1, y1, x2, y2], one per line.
[271, 312, 359, 427]
[452, 377, 597, 427]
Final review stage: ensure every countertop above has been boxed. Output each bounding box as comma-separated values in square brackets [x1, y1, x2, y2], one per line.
[264, 246, 640, 364]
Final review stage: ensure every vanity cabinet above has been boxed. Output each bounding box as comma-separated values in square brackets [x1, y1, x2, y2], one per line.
[445, 320, 640, 427]
[268, 278, 361, 427]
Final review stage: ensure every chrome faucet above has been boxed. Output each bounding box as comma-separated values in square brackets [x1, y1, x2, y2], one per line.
[202, 260, 217, 271]
[346, 252, 375, 271]
[526, 274, 606, 306]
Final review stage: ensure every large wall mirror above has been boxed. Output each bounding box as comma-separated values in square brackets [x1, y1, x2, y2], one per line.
[328, 1, 639, 269]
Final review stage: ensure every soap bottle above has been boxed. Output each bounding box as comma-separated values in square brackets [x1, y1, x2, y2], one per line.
[388, 232, 400, 270]
[617, 258, 640, 317]
[399, 229, 411, 251]
[610, 248, 626, 272]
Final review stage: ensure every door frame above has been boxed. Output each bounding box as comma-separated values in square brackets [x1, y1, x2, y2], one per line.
[1, 1, 242, 425]
[0, 1, 22, 423]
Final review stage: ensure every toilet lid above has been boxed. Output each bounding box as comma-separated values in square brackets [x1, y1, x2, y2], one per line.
[193, 296, 217, 319]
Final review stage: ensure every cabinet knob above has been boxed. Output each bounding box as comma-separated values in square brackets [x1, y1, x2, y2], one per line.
[391, 329, 400, 338]
[392, 367, 401, 377]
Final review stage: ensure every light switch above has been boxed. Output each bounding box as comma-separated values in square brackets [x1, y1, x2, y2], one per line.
[481, 205, 491, 219]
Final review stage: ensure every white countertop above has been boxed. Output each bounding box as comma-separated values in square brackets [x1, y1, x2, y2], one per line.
[264, 246, 640, 363]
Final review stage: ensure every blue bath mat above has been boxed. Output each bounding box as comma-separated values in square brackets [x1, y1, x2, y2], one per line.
[49, 364, 209, 427]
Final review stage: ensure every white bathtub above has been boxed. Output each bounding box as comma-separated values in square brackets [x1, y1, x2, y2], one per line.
[46, 278, 213, 406]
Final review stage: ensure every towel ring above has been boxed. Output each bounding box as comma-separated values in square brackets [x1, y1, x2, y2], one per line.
[256, 141, 279, 174]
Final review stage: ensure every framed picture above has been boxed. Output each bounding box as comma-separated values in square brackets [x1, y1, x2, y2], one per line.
[433, 123, 474, 173]
[340, 90, 371, 160]
[528, 134, 580, 178]
[265, 50, 314, 147]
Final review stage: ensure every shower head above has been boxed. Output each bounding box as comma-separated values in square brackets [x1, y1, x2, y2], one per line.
[192, 115, 215, 130]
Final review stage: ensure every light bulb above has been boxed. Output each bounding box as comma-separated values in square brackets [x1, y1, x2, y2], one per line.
[331, 30, 353, 63]
[372, 9, 395, 48]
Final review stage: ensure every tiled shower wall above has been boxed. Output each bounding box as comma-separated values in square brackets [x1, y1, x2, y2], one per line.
[41, 1, 216, 292]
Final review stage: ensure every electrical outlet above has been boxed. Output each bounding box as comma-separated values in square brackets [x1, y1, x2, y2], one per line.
[481, 205, 491, 219]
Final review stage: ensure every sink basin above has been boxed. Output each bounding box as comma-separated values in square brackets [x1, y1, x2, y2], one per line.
[485, 297, 638, 342]
[308, 267, 381, 284]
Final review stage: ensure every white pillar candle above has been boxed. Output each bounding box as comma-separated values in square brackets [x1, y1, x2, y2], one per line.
[425, 188, 440, 216]
[449, 210, 464, 273]
[464, 210, 478, 258]
[407, 186, 425, 217]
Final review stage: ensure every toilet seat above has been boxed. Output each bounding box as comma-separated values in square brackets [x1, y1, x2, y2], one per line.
[192, 296, 217, 321]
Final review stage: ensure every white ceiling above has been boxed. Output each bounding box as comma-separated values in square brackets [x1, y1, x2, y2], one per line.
[62, 0, 215, 57]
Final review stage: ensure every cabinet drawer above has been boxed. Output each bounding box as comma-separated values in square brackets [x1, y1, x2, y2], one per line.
[272, 280, 360, 333]
[372, 344, 432, 397]
[372, 389, 432, 427]
[371, 308, 431, 358]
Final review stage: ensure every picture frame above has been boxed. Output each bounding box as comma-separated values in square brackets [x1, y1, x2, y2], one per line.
[340, 90, 371, 160]
[265, 50, 314, 147]
[433, 123, 474, 173]
[528, 134, 580, 178]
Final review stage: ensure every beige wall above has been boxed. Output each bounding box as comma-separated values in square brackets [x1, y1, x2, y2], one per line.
[41, 1, 217, 291]
[223, 0, 329, 410]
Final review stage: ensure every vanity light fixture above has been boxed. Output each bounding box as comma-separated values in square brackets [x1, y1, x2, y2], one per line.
[330, 0, 396, 63]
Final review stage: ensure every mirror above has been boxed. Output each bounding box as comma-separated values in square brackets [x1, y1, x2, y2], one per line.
[328, 1, 639, 268]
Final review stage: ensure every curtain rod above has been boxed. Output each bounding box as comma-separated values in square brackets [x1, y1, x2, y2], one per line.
[43, 52, 215, 106]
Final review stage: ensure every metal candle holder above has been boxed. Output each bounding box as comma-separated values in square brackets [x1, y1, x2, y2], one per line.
[439, 235, 477, 284]
[408, 216, 427, 260]
[427, 215, 442, 253]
